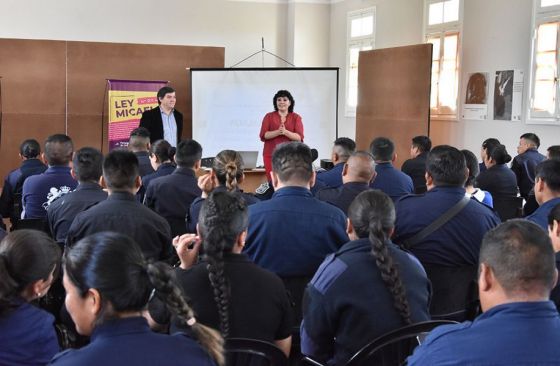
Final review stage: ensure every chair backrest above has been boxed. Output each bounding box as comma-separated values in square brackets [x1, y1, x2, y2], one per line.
[225, 338, 288, 366]
[345, 320, 458, 366]
[11, 218, 49, 233]
[493, 195, 524, 221]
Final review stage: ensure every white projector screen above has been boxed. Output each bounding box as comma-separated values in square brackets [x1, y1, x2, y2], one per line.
[191, 68, 339, 167]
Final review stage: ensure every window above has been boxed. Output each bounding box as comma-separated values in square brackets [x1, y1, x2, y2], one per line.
[345, 7, 375, 116]
[424, 0, 462, 119]
[529, 0, 560, 123]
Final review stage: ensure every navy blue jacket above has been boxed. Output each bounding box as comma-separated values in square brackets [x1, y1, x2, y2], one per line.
[511, 148, 546, 198]
[0, 299, 59, 366]
[394, 186, 500, 266]
[370, 162, 414, 202]
[315, 163, 345, 188]
[245, 186, 348, 277]
[526, 197, 560, 230]
[46, 182, 108, 245]
[134, 151, 154, 178]
[401, 152, 428, 194]
[48, 317, 214, 366]
[551, 252, 560, 312]
[301, 239, 431, 365]
[22, 166, 78, 219]
[315, 182, 371, 215]
[408, 301, 560, 365]
[475, 163, 518, 198]
[144, 167, 201, 237]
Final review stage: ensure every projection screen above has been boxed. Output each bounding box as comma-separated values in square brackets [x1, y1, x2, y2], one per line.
[191, 68, 338, 167]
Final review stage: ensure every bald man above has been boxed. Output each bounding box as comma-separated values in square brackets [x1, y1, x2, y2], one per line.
[315, 151, 376, 214]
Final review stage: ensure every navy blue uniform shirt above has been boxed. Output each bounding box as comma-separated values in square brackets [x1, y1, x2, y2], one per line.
[47, 182, 108, 245]
[0, 158, 47, 219]
[137, 162, 175, 203]
[49, 317, 215, 366]
[144, 167, 201, 237]
[394, 186, 500, 266]
[134, 151, 154, 177]
[370, 162, 414, 202]
[0, 299, 59, 366]
[511, 148, 546, 198]
[245, 186, 348, 277]
[315, 182, 371, 215]
[526, 197, 560, 230]
[301, 239, 431, 366]
[408, 301, 560, 365]
[475, 163, 518, 198]
[315, 163, 345, 188]
[401, 152, 428, 194]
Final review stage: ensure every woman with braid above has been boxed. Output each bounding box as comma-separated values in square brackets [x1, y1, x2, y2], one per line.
[186, 149, 259, 233]
[151, 191, 293, 356]
[50, 232, 222, 366]
[301, 190, 431, 365]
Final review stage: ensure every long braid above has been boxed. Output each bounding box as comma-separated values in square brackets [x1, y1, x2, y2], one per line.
[146, 261, 224, 366]
[224, 161, 238, 192]
[213, 150, 244, 192]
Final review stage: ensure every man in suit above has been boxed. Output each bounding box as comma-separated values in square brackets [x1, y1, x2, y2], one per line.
[139, 86, 183, 147]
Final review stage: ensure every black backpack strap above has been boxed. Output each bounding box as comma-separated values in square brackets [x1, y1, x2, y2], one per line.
[402, 196, 470, 250]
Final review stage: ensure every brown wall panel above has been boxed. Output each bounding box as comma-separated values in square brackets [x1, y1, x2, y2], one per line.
[355, 44, 432, 168]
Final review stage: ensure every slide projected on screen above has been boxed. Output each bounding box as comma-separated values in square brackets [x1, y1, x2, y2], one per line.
[191, 68, 338, 167]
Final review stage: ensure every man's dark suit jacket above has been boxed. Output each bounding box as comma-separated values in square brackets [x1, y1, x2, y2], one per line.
[139, 106, 183, 144]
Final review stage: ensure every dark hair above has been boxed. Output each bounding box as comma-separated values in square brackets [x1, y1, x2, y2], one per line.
[480, 220, 556, 296]
[198, 191, 249, 337]
[150, 140, 174, 164]
[548, 203, 560, 228]
[64, 232, 223, 365]
[157, 86, 176, 105]
[213, 150, 244, 191]
[520, 133, 540, 148]
[272, 142, 313, 184]
[369, 137, 395, 162]
[426, 145, 467, 187]
[175, 139, 203, 168]
[273, 90, 295, 113]
[536, 159, 560, 192]
[19, 139, 41, 159]
[333, 137, 356, 161]
[129, 127, 151, 151]
[348, 190, 411, 325]
[481, 138, 500, 151]
[487, 144, 512, 165]
[547, 145, 560, 160]
[102, 150, 139, 190]
[0, 230, 61, 316]
[461, 149, 479, 187]
[412, 136, 432, 153]
[73, 147, 103, 183]
[44, 134, 73, 166]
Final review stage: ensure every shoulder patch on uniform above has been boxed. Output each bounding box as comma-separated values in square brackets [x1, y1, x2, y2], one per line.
[310, 256, 348, 295]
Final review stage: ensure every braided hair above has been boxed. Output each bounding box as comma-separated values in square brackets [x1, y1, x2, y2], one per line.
[64, 232, 224, 365]
[198, 191, 249, 337]
[212, 150, 244, 192]
[348, 190, 412, 325]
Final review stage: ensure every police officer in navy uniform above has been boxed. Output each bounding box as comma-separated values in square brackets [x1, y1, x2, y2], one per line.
[128, 127, 154, 178]
[401, 135, 432, 194]
[315, 137, 356, 189]
[408, 220, 560, 365]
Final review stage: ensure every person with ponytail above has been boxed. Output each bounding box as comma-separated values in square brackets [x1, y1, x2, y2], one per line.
[50, 232, 221, 366]
[476, 143, 518, 198]
[140, 139, 176, 193]
[0, 230, 60, 365]
[150, 191, 293, 356]
[186, 149, 259, 233]
[301, 190, 430, 365]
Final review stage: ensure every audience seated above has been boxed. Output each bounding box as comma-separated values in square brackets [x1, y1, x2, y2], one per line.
[145, 139, 202, 237]
[476, 144, 518, 198]
[369, 137, 413, 202]
[401, 135, 431, 194]
[0, 139, 47, 226]
[150, 191, 293, 357]
[408, 220, 560, 365]
[394, 145, 500, 267]
[141, 139, 176, 192]
[315, 137, 356, 188]
[66, 150, 172, 261]
[186, 149, 259, 233]
[47, 147, 107, 245]
[548, 145, 560, 160]
[462, 149, 493, 207]
[548, 203, 560, 311]
[511, 133, 546, 199]
[526, 159, 560, 230]
[51, 232, 221, 366]
[22, 134, 77, 219]
[0, 230, 60, 365]
[128, 127, 154, 177]
[315, 151, 375, 214]
[301, 190, 431, 365]
[478, 137, 500, 173]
